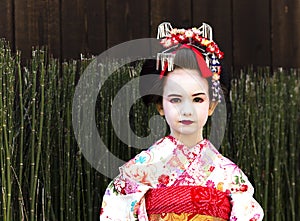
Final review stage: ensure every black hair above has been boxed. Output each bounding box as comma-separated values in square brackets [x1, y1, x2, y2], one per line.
[139, 48, 231, 106]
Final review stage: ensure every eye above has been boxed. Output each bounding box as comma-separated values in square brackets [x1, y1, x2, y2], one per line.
[193, 97, 204, 103]
[170, 98, 181, 103]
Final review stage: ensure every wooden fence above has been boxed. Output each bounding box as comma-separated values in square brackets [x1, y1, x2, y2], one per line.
[0, 0, 300, 67]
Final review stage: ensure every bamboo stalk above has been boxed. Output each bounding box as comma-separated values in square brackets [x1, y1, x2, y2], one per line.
[16, 50, 25, 221]
[0, 41, 15, 221]
[285, 69, 297, 221]
[0, 40, 299, 220]
[5, 46, 14, 221]
[44, 57, 59, 219]
[0, 39, 8, 221]
[76, 153, 82, 221]
[58, 63, 64, 221]
[263, 71, 271, 220]
[30, 50, 46, 221]
[50, 58, 60, 219]
[61, 62, 71, 220]
[29, 49, 37, 221]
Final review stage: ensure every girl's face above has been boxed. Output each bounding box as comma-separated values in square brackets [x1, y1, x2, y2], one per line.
[157, 68, 215, 145]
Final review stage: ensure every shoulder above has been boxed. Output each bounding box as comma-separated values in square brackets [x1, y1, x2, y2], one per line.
[206, 140, 254, 194]
[133, 136, 175, 162]
[120, 136, 175, 171]
[205, 140, 239, 169]
[117, 136, 177, 186]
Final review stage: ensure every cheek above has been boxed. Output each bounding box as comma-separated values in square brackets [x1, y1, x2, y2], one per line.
[162, 100, 180, 119]
[196, 102, 210, 123]
[200, 102, 210, 114]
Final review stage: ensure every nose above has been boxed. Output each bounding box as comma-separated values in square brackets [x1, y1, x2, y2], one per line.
[181, 101, 193, 116]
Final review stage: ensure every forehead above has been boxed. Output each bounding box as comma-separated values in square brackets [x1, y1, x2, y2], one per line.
[163, 68, 209, 95]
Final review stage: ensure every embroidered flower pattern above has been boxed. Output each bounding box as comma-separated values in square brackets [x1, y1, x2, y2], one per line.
[101, 136, 264, 221]
[158, 174, 170, 187]
[209, 166, 215, 172]
[250, 214, 261, 221]
[206, 180, 215, 188]
[135, 155, 146, 164]
[113, 177, 139, 195]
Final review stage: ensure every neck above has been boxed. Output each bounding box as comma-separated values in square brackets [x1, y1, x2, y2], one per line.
[170, 130, 204, 148]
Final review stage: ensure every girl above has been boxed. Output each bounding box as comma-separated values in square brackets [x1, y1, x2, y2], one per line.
[100, 22, 264, 221]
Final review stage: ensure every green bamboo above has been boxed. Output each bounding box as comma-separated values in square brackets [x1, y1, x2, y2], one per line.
[0, 40, 7, 221]
[44, 57, 59, 219]
[271, 72, 279, 221]
[30, 50, 46, 221]
[76, 61, 83, 221]
[6, 47, 14, 221]
[81, 163, 87, 221]
[78, 57, 88, 221]
[76, 153, 82, 221]
[84, 101, 93, 221]
[63, 60, 77, 220]
[50, 57, 60, 220]
[61, 62, 71, 220]
[0, 42, 14, 221]
[0, 40, 299, 220]
[16, 50, 25, 220]
[277, 77, 284, 221]
[57, 62, 64, 221]
[263, 71, 271, 220]
[284, 69, 297, 221]
[29, 49, 37, 221]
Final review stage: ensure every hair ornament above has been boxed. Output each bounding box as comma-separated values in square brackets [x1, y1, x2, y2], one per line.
[156, 22, 224, 102]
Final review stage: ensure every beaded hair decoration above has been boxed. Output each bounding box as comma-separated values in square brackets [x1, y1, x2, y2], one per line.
[156, 22, 224, 102]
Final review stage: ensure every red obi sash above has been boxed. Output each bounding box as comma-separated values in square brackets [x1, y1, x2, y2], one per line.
[145, 186, 231, 220]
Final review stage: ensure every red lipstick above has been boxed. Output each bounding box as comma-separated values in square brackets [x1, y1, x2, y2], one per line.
[180, 120, 193, 125]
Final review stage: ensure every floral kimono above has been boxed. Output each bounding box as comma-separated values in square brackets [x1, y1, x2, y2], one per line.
[100, 136, 264, 221]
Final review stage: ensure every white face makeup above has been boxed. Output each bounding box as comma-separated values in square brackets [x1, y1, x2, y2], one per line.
[157, 68, 211, 146]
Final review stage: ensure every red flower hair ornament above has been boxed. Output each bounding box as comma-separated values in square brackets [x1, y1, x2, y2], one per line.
[156, 22, 224, 102]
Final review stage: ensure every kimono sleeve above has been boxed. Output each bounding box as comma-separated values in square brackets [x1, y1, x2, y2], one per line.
[100, 174, 150, 221]
[229, 169, 264, 221]
[100, 147, 157, 221]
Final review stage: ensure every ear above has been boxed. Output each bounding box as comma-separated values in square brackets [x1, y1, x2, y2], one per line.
[156, 103, 164, 116]
[208, 101, 218, 116]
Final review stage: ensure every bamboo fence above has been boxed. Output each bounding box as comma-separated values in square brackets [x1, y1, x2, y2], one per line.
[0, 39, 299, 220]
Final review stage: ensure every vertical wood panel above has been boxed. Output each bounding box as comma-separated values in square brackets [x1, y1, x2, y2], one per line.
[86, 0, 107, 56]
[14, 0, 60, 59]
[106, 0, 150, 48]
[272, 0, 300, 67]
[192, 0, 232, 68]
[232, 0, 271, 67]
[0, 0, 14, 48]
[61, 0, 106, 59]
[150, 0, 192, 37]
[61, 0, 85, 59]
[2, 0, 299, 66]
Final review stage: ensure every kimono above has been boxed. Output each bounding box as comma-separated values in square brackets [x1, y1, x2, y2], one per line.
[100, 136, 264, 221]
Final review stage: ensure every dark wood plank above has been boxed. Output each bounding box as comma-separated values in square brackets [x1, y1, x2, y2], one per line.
[272, 0, 300, 68]
[106, 0, 150, 48]
[232, 0, 271, 67]
[105, 0, 151, 60]
[150, 0, 192, 37]
[0, 0, 14, 49]
[14, 0, 61, 59]
[85, 0, 106, 56]
[61, 0, 85, 59]
[192, 0, 232, 69]
[61, 0, 106, 59]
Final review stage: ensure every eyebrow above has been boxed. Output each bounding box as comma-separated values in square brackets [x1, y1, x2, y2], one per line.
[192, 92, 206, 96]
[167, 94, 182, 97]
[167, 92, 206, 97]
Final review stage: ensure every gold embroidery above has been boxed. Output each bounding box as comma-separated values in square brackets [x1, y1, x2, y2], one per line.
[148, 213, 226, 221]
